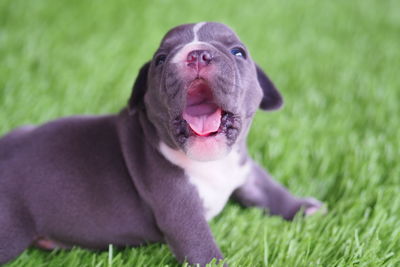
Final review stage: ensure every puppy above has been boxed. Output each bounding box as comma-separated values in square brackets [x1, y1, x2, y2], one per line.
[0, 22, 323, 266]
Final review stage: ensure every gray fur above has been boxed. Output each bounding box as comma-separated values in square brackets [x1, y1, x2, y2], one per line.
[0, 22, 322, 266]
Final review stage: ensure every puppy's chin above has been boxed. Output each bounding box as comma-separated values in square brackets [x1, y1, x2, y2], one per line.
[184, 134, 230, 161]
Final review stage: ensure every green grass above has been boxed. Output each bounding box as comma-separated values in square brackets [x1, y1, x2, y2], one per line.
[1, 0, 400, 266]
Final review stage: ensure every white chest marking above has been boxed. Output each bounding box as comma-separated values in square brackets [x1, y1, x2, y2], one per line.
[159, 142, 250, 220]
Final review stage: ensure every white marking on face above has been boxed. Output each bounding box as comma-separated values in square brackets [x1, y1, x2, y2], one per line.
[186, 134, 229, 161]
[192, 22, 206, 42]
[171, 22, 212, 64]
[159, 142, 250, 221]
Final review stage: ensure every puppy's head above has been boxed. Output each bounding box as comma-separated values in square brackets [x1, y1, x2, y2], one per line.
[129, 22, 282, 161]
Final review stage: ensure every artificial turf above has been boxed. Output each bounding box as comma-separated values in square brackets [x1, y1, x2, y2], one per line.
[1, 0, 399, 266]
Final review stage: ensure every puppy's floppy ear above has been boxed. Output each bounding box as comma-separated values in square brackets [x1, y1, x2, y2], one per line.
[128, 62, 151, 114]
[256, 64, 283, 111]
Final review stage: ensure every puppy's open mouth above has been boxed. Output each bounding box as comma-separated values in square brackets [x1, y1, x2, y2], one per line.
[173, 79, 240, 147]
[183, 80, 222, 137]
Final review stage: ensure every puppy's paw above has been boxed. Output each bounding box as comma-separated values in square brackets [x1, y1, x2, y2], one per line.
[300, 197, 327, 217]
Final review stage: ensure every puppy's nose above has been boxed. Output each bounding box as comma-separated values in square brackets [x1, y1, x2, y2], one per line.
[187, 50, 212, 70]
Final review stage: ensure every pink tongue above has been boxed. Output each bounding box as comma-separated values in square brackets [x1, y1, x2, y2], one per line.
[183, 104, 222, 136]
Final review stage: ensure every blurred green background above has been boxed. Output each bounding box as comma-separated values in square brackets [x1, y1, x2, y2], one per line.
[1, 0, 399, 266]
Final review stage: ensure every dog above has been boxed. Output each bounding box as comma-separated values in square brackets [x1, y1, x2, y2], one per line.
[0, 22, 323, 266]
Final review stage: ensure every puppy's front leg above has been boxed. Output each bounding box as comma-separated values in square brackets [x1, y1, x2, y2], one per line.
[232, 160, 323, 220]
[128, 152, 223, 266]
[150, 178, 224, 265]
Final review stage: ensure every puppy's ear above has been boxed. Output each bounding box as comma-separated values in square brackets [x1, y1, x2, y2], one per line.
[128, 62, 151, 114]
[256, 64, 283, 111]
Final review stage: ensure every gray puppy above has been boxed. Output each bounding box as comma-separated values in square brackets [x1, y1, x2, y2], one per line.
[0, 22, 323, 266]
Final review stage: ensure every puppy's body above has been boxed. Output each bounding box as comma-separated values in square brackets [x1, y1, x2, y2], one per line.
[0, 22, 323, 266]
[0, 114, 163, 249]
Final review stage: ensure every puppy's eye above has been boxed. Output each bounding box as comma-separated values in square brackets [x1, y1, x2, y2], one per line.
[230, 48, 246, 59]
[155, 55, 167, 66]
